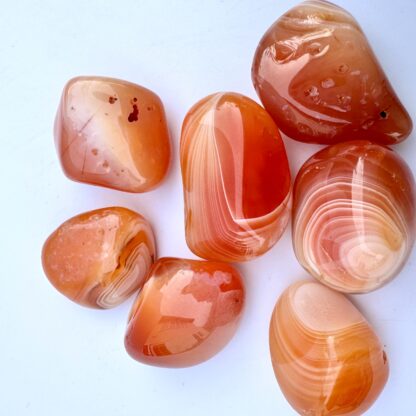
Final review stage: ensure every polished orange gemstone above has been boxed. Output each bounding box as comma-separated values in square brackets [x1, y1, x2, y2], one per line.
[124, 257, 245, 368]
[293, 141, 415, 293]
[180, 92, 291, 262]
[270, 280, 389, 415]
[252, 0, 412, 145]
[54, 76, 171, 192]
[42, 207, 155, 308]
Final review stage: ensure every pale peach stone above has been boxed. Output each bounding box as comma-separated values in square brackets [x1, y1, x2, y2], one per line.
[270, 280, 389, 415]
[292, 141, 416, 293]
[55, 76, 170, 192]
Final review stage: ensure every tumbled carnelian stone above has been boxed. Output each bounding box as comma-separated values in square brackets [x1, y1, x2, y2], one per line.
[292, 141, 415, 293]
[54, 76, 171, 192]
[124, 257, 245, 368]
[42, 207, 155, 309]
[270, 280, 389, 415]
[252, 0, 412, 145]
[180, 92, 291, 263]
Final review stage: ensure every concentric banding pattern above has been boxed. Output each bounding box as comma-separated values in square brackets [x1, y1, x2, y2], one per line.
[42, 207, 156, 309]
[293, 141, 415, 293]
[94, 220, 155, 308]
[269, 280, 389, 416]
[180, 93, 291, 262]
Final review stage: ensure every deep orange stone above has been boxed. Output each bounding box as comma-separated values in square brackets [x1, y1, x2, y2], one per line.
[252, 0, 412, 145]
[42, 207, 155, 308]
[124, 257, 245, 368]
[180, 92, 291, 262]
[54, 76, 171, 192]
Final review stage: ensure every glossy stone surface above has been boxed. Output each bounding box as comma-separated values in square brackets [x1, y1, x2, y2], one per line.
[252, 0, 412, 145]
[180, 92, 291, 262]
[124, 257, 245, 368]
[270, 280, 389, 416]
[293, 141, 415, 293]
[42, 207, 155, 308]
[55, 76, 170, 192]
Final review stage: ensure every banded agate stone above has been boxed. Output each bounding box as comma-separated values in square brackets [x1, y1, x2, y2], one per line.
[42, 207, 155, 308]
[270, 280, 389, 416]
[293, 141, 415, 293]
[180, 92, 291, 262]
[124, 257, 245, 368]
[252, 0, 412, 145]
[55, 76, 170, 193]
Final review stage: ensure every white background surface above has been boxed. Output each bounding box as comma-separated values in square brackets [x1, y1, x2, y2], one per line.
[1, 1, 415, 415]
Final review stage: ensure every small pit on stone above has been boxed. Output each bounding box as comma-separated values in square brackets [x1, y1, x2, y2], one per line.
[338, 64, 349, 73]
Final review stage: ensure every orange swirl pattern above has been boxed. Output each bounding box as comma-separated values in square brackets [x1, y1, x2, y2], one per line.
[270, 280, 389, 415]
[293, 141, 415, 293]
[124, 257, 245, 368]
[42, 207, 156, 308]
[180, 92, 291, 262]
